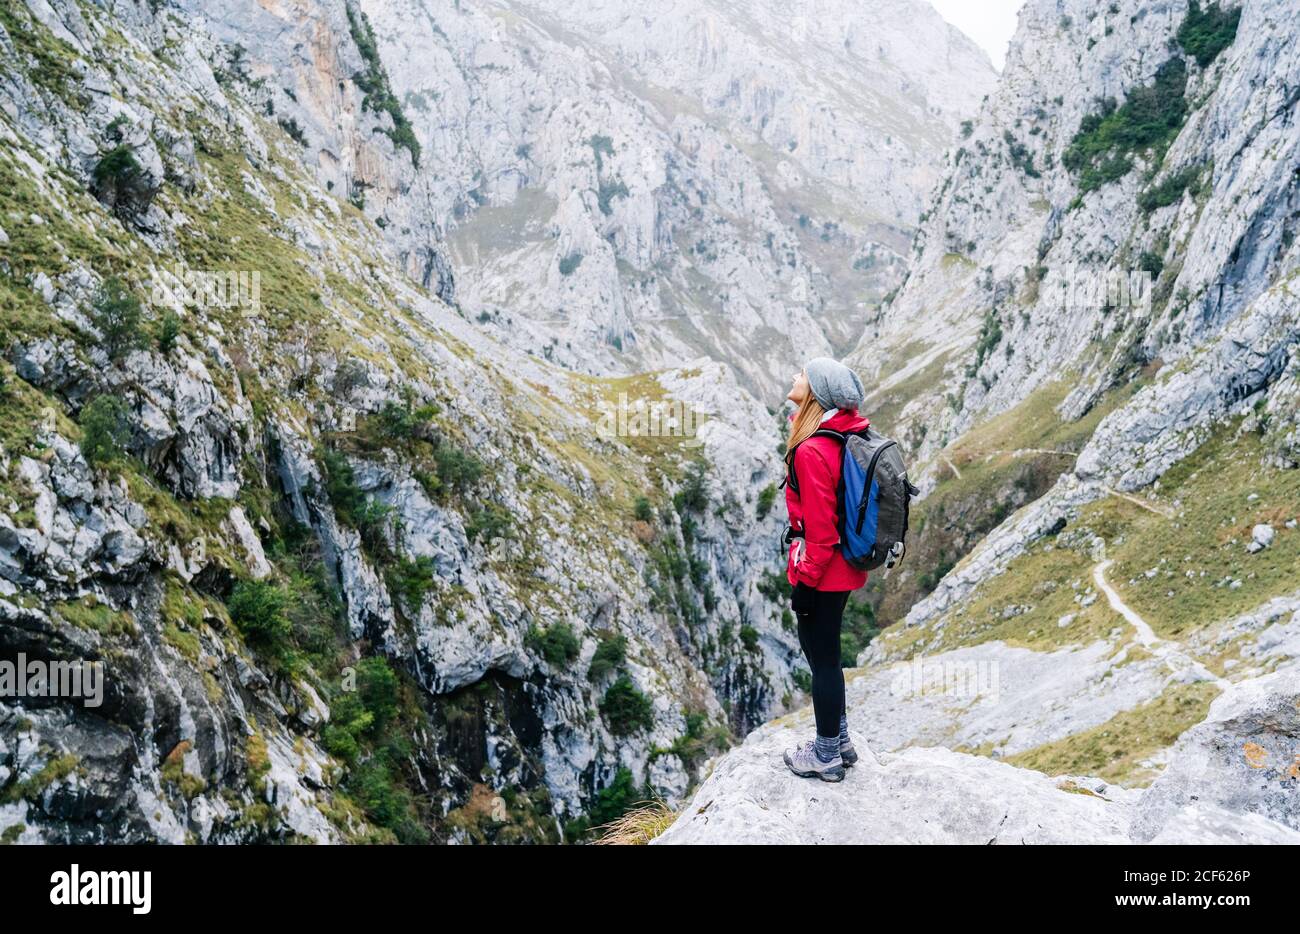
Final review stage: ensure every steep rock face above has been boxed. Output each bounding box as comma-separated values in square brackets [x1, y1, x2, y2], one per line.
[846, 0, 1298, 675]
[0, 0, 801, 843]
[850, 0, 1298, 460]
[349, 0, 995, 397]
[167, 0, 457, 302]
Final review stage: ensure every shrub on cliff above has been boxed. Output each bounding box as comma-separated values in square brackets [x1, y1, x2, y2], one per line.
[79, 394, 130, 466]
[600, 675, 654, 735]
[90, 145, 157, 220]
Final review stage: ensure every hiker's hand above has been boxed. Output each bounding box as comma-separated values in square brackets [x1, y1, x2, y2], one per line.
[791, 582, 815, 615]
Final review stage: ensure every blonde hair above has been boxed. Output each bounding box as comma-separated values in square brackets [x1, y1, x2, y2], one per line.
[784, 393, 827, 473]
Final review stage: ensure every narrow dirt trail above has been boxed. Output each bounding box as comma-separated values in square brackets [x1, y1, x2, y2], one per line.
[1092, 559, 1229, 689]
[1093, 559, 1160, 647]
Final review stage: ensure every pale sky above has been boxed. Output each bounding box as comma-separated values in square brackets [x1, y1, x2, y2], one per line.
[930, 0, 1026, 71]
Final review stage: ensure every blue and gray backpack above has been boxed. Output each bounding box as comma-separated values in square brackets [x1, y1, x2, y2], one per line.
[788, 427, 919, 572]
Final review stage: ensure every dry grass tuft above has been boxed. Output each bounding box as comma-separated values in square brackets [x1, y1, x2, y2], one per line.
[593, 800, 677, 845]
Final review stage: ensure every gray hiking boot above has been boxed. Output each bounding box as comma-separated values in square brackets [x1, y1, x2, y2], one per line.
[840, 736, 859, 767]
[783, 741, 846, 782]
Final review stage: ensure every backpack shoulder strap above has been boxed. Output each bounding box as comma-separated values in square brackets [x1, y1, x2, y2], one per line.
[810, 429, 846, 443]
[785, 429, 849, 494]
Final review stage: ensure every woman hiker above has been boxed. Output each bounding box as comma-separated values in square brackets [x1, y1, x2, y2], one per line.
[781, 357, 869, 782]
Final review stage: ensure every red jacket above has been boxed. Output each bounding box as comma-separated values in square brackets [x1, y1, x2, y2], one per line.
[785, 408, 870, 592]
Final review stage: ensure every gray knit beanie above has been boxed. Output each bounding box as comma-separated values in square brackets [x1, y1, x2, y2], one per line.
[805, 357, 865, 411]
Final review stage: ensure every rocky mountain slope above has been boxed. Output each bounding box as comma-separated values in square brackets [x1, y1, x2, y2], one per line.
[337, 0, 994, 396]
[660, 0, 1300, 844]
[0, 0, 810, 843]
[4, 0, 1293, 848]
[851, 0, 1298, 462]
[846, 0, 1300, 619]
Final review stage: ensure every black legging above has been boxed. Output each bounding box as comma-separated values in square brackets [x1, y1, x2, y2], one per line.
[796, 589, 850, 739]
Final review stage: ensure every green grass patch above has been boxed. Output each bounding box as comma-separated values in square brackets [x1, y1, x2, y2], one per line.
[903, 416, 1299, 660]
[51, 595, 135, 637]
[1004, 681, 1220, 786]
[859, 349, 951, 441]
[0, 752, 80, 805]
[1103, 427, 1300, 639]
[877, 378, 1142, 628]
[0, 0, 81, 103]
[902, 529, 1121, 658]
[160, 740, 206, 800]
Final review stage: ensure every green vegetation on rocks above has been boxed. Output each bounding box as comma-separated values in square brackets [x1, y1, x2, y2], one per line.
[588, 632, 627, 681]
[386, 556, 436, 613]
[78, 394, 130, 466]
[227, 579, 293, 660]
[875, 378, 1144, 629]
[896, 417, 1300, 661]
[563, 766, 647, 841]
[155, 309, 181, 354]
[600, 675, 654, 735]
[319, 447, 392, 555]
[558, 250, 583, 275]
[1104, 426, 1300, 639]
[345, 2, 421, 166]
[1063, 58, 1188, 194]
[464, 502, 510, 543]
[657, 710, 729, 769]
[53, 595, 135, 636]
[1137, 163, 1206, 213]
[597, 179, 629, 216]
[0, 0, 809, 842]
[161, 741, 206, 800]
[1177, 1, 1242, 68]
[0, 0, 79, 102]
[967, 309, 1003, 375]
[322, 657, 427, 843]
[89, 276, 145, 360]
[90, 145, 154, 219]
[1003, 130, 1040, 178]
[0, 753, 81, 805]
[527, 622, 581, 667]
